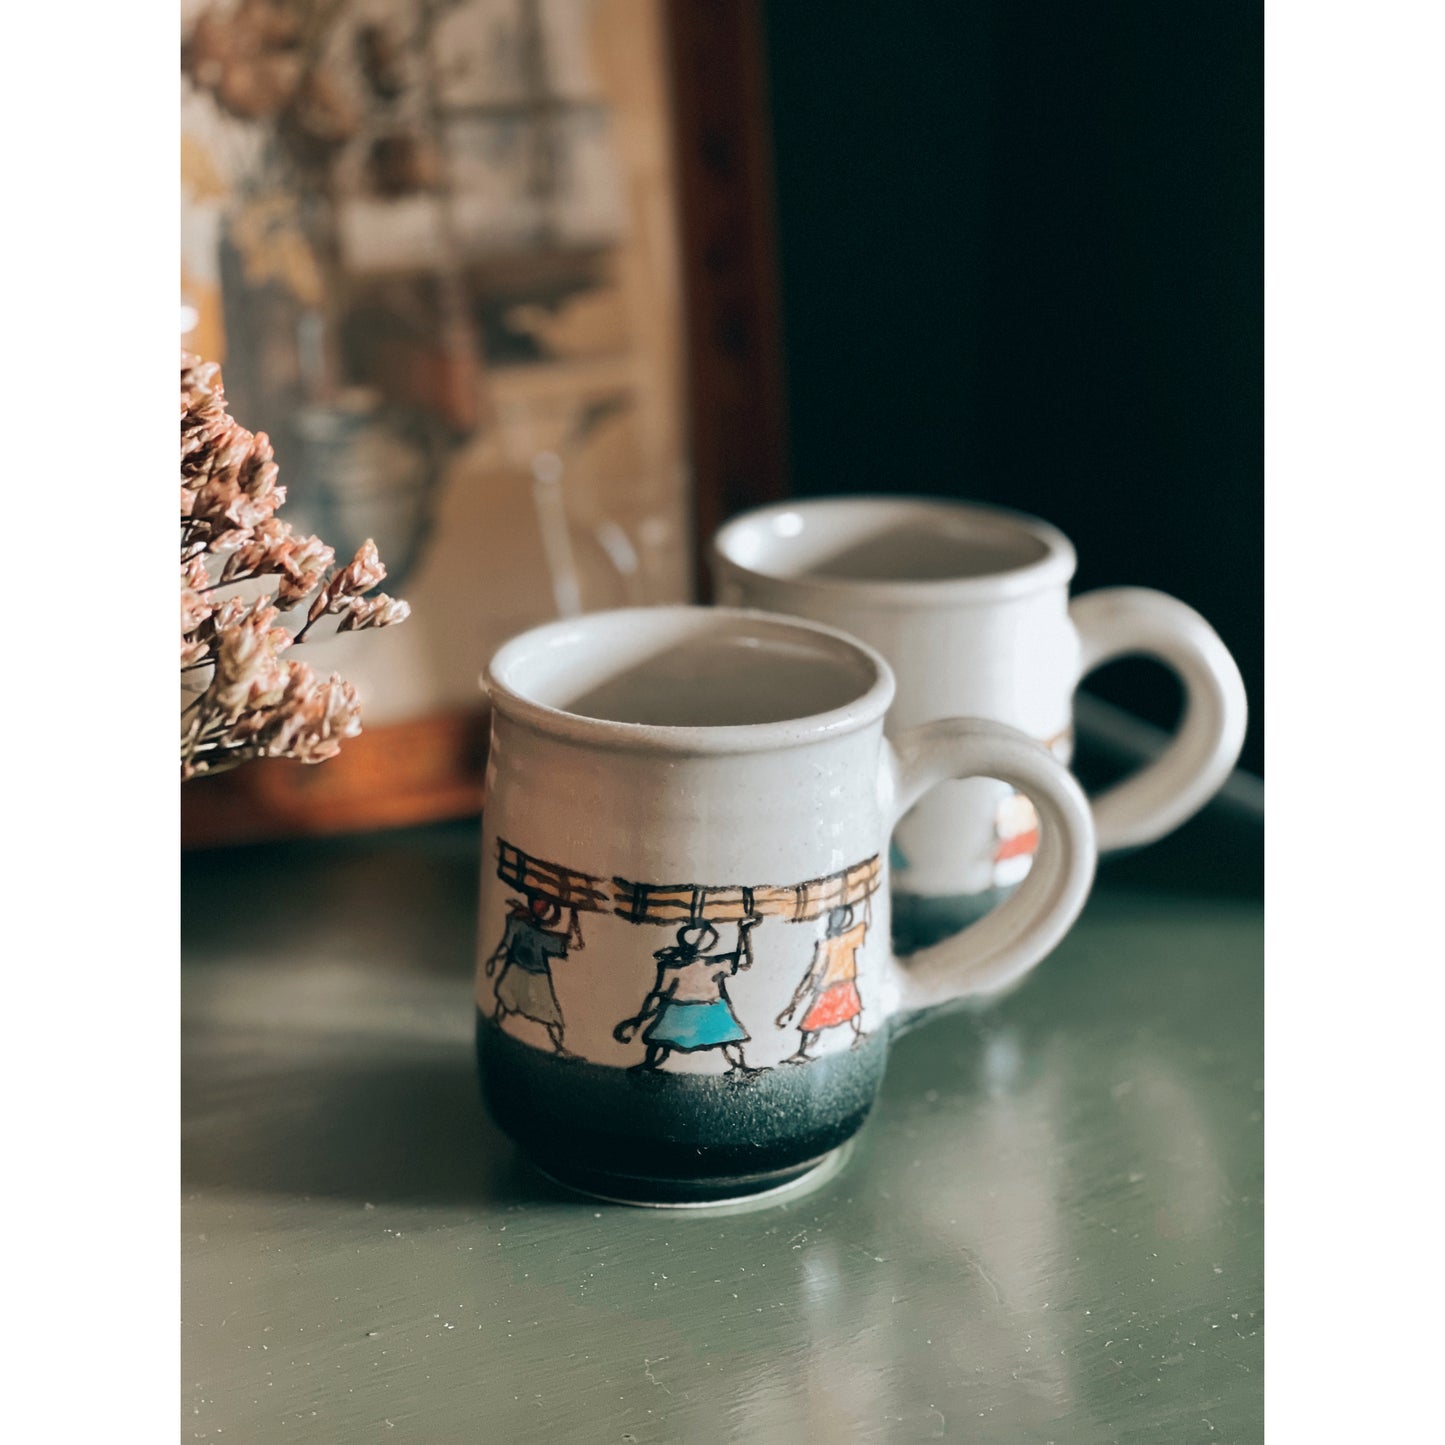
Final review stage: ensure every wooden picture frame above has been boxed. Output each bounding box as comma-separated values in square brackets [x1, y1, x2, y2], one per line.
[181, 0, 787, 847]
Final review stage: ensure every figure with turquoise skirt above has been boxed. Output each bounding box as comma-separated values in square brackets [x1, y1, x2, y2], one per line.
[614, 917, 760, 1075]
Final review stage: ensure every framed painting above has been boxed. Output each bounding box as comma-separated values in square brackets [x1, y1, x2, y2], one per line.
[181, 0, 786, 845]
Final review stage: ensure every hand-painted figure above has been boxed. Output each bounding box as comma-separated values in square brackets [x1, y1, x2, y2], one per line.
[992, 727, 1071, 888]
[991, 791, 1042, 888]
[614, 918, 760, 1075]
[485, 894, 585, 1054]
[776, 905, 868, 1062]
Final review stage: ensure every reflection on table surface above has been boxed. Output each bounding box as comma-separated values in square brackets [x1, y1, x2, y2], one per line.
[182, 802, 1261, 1442]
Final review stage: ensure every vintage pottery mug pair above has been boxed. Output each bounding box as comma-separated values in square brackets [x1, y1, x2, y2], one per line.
[474, 499, 1245, 1205]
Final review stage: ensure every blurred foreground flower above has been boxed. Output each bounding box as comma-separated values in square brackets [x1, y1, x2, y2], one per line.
[181, 351, 409, 780]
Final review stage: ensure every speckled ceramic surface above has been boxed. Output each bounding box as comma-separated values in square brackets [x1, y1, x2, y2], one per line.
[475, 607, 1095, 1203]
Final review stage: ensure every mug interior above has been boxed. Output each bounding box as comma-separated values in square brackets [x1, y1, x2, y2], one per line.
[715, 497, 1074, 592]
[489, 608, 889, 731]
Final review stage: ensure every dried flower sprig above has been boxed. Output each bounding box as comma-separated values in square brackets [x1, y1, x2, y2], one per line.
[181, 351, 409, 780]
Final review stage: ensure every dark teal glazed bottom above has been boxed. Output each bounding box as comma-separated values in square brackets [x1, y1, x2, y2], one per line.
[477, 1012, 888, 1205]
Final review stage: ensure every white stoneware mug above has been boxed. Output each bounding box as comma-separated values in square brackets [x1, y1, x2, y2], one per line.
[712, 498, 1248, 949]
[475, 606, 1095, 1205]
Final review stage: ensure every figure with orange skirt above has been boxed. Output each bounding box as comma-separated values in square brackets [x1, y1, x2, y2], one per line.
[776, 904, 869, 1062]
[990, 726, 1072, 889]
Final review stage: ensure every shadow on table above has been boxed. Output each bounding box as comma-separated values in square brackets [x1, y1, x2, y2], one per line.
[181, 1038, 573, 1208]
[182, 820, 485, 981]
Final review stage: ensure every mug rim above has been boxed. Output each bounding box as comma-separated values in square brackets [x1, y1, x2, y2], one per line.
[711, 495, 1078, 606]
[483, 606, 896, 754]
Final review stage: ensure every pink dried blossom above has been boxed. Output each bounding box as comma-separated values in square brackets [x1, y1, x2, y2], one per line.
[180, 351, 408, 779]
[336, 594, 412, 631]
[332, 539, 387, 598]
[207, 604, 292, 719]
[275, 532, 337, 608]
[181, 588, 213, 636]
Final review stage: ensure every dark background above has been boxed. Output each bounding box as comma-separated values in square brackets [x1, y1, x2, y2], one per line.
[759, 2, 1262, 775]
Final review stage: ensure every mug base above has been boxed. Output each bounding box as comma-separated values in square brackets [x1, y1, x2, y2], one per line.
[477, 1012, 884, 1206]
[533, 1140, 852, 1209]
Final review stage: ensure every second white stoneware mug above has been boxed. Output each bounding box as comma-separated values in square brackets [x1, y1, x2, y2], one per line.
[475, 606, 1095, 1204]
[712, 497, 1248, 948]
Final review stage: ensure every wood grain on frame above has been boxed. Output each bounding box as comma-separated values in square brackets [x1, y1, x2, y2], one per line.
[665, 0, 791, 593]
[181, 708, 490, 849]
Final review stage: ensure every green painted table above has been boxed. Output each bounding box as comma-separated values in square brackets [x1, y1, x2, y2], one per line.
[183, 763, 1262, 1443]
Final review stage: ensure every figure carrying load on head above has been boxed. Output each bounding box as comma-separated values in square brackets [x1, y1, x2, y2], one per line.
[614, 916, 761, 1076]
[485, 893, 585, 1055]
[776, 904, 869, 1062]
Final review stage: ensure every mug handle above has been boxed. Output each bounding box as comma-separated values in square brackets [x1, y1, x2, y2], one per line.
[1069, 588, 1248, 852]
[884, 719, 1096, 1019]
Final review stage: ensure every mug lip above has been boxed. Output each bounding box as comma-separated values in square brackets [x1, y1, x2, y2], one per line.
[483, 606, 896, 754]
[711, 495, 1078, 606]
